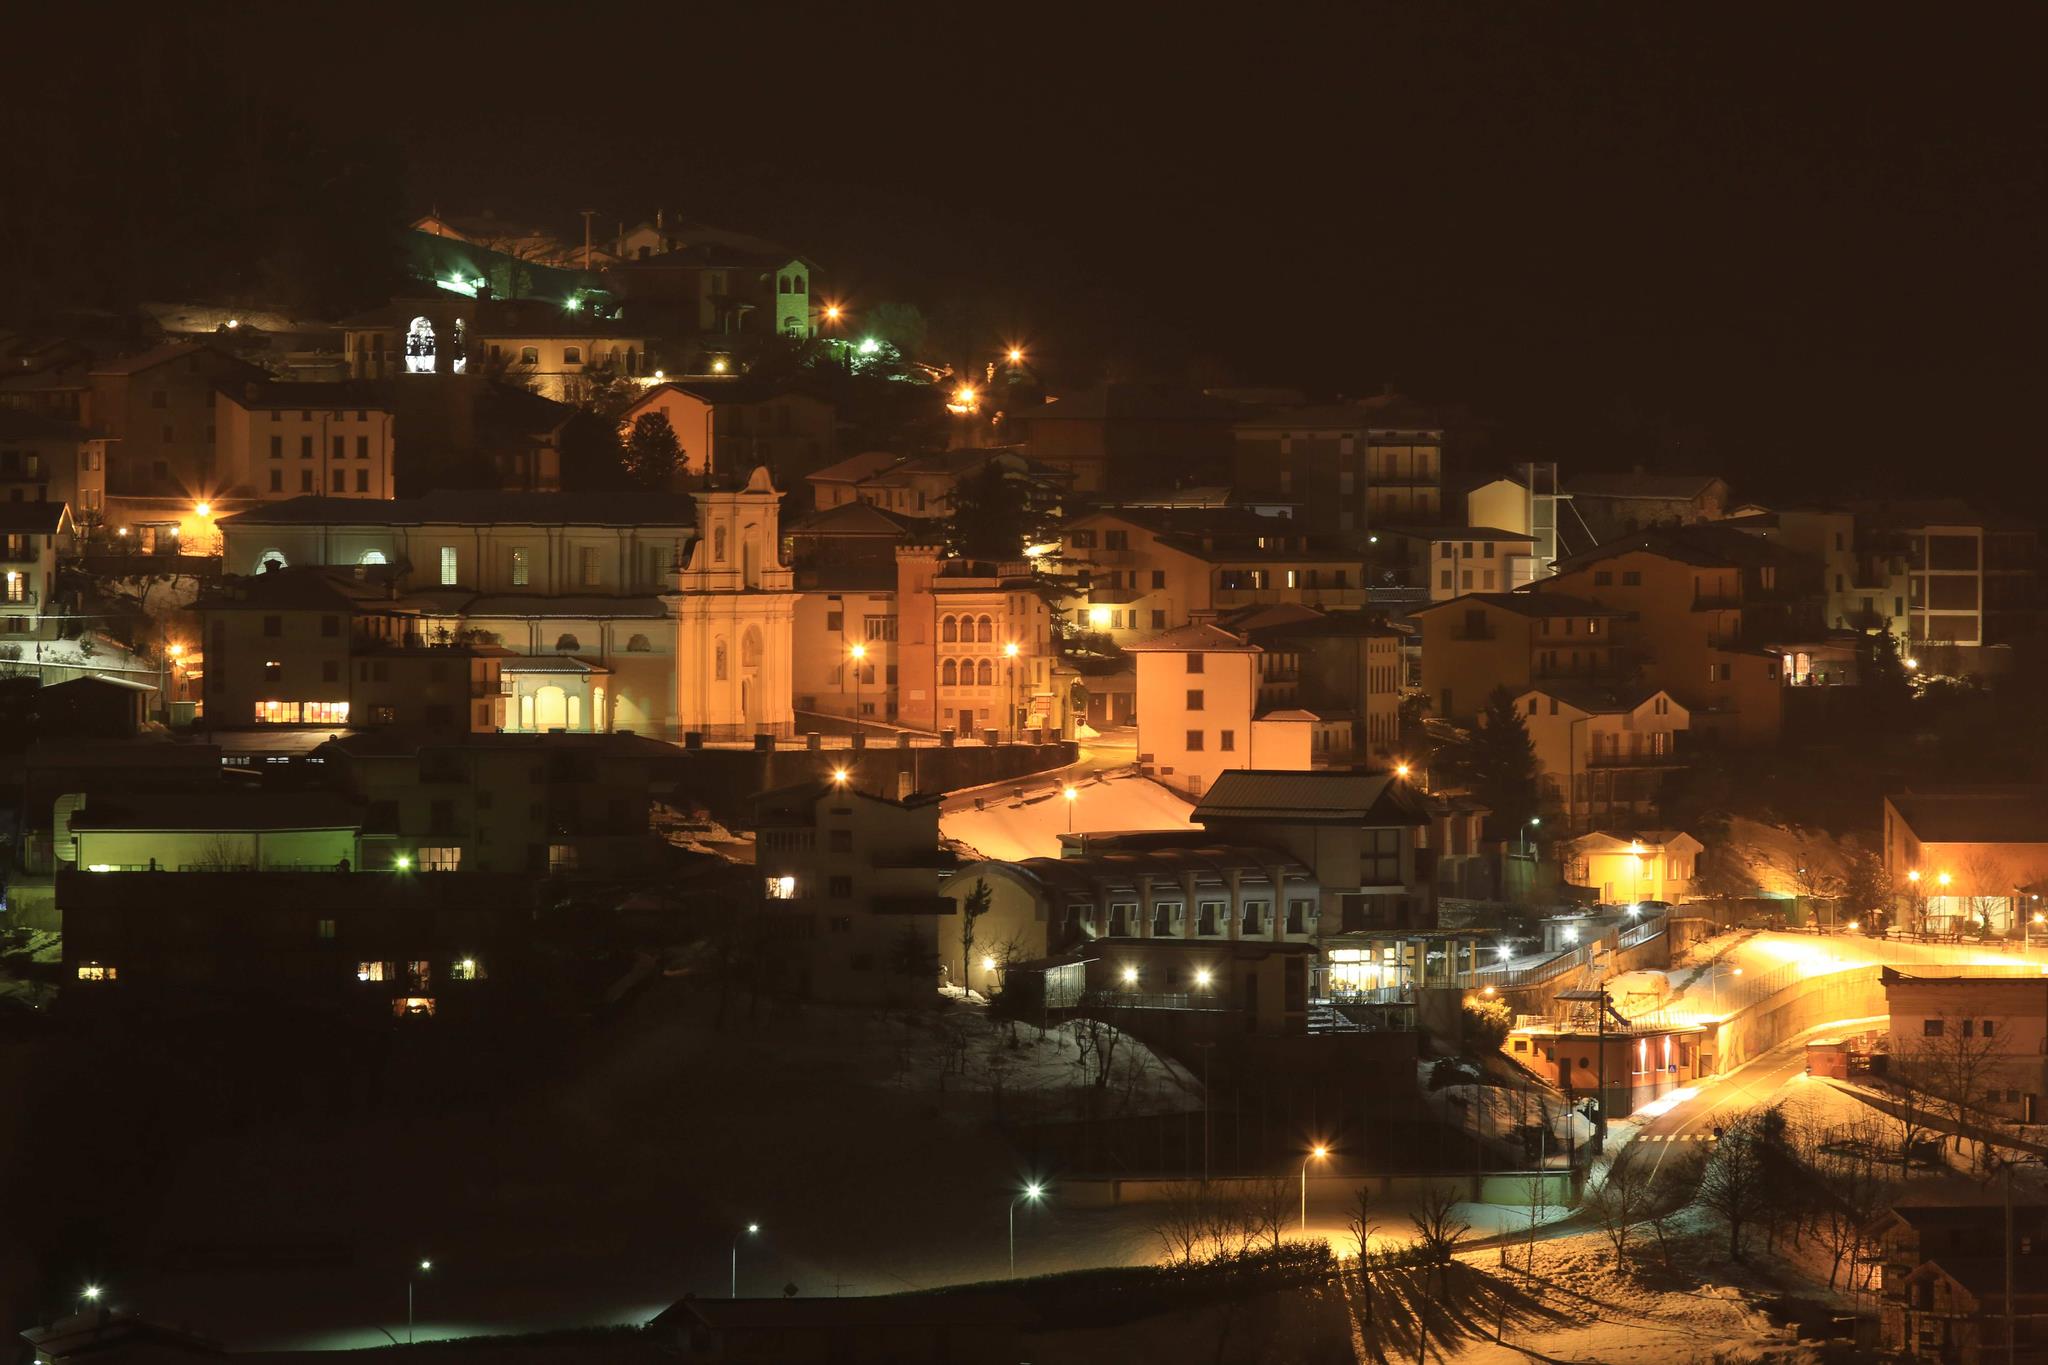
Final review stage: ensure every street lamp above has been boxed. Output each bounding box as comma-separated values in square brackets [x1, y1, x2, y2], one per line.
[1004, 642, 1021, 743]
[80, 1284, 101, 1312]
[1062, 784, 1078, 832]
[831, 768, 849, 787]
[1194, 967, 1213, 990]
[848, 641, 866, 736]
[732, 1223, 758, 1298]
[1394, 762, 1410, 779]
[1521, 816, 1541, 857]
[1009, 1183, 1044, 1276]
[1302, 1145, 1328, 1229]
[2029, 910, 2045, 952]
[408, 1259, 431, 1344]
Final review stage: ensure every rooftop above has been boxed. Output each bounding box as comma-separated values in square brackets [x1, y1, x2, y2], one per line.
[219, 490, 699, 528]
[1122, 622, 1260, 653]
[1887, 786, 2048, 845]
[1565, 471, 1727, 501]
[1409, 591, 1630, 620]
[218, 379, 393, 412]
[0, 500, 71, 535]
[1552, 522, 1815, 573]
[69, 791, 363, 833]
[1194, 770, 1429, 825]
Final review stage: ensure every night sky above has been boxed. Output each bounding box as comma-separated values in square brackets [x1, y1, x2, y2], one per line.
[6, 7, 2043, 500]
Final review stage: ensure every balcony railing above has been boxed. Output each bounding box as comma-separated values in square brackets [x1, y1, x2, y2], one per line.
[1585, 750, 1683, 768]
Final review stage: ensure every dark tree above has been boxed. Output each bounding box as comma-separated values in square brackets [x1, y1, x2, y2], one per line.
[1434, 686, 1538, 833]
[558, 411, 630, 492]
[947, 461, 1034, 560]
[622, 412, 683, 490]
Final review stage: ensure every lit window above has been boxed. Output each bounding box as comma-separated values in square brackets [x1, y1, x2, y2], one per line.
[451, 958, 484, 981]
[76, 962, 117, 982]
[316, 919, 336, 940]
[254, 701, 301, 724]
[394, 997, 435, 1017]
[302, 701, 350, 724]
[548, 844, 579, 874]
[511, 547, 529, 586]
[440, 546, 458, 586]
[417, 846, 462, 872]
[765, 875, 797, 899]
[356, 961, 389, 982]
[406, 960, 432, 990]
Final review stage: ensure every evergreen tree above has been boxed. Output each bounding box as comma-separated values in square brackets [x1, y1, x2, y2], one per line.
[947, 461, 1034, 560]
[622, 411, 683, 490]
[1435, 686, 1539, 833]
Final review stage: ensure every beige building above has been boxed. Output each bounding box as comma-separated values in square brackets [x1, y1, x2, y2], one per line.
[1128, 621, 1340, 798]
[1882, 969, 2048, 1123]
[217, 488, 718, 737]
[213, 382, 395, 502]
[0, 502, 72, 642]
[1229, 395, 1445, 533]
[1562, 829, 1701, 905]
[894, 547, 1062, 738]
[670, 468, 798, 740]
[1059, 508, 1367, 649]
[0, 410, 106, 526]
[1378, 525, 1541, 601]
[477, 325, 655, 402]
[754, 780, 954, 1003]
[940, 843, 1323, 1033]
[1412, 592, 1631, 724]
[1882, 787, 2048, 936]
[1516, 685, 1689, 833]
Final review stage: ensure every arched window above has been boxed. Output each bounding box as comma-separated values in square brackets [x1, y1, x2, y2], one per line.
[451, 319, 467, 375]
[562, 346, 582, 366]
[257, 549, 287, 573]
[405, 317, 437, 374]
[977, 615, 994, 643]
[567, 694, 581, 730]
[519, 346, 538, 365]
[715, 637, 728, 681]
[942, 659, 958, 687]
[358, 550, 386, 565]
[625, 633, 652, 652]
[778, 277, 791, 294]
[941, 616, 958, 643]
[977, 658, 994, 686]
[714, 526, 728, 563]
[554, 633, 580, 652]
[791, 274, 806, 295]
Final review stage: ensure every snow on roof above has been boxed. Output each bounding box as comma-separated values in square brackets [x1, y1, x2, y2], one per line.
[940, 774, 1195, 862]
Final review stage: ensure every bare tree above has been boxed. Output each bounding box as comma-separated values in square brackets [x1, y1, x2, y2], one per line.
[1069, 997, 1125, 1092]
[190, 833, 256, 870]
[1644, 1153, 1701, 1271]
[1899, 1010, 2013, 1168]
[1697, 1107, 1777, 1259]
[1347, 1184, 1378, 1330]
[1149, 1181, 1208, 1264]
[957, 877, 992, 998]
[1959, 851, 2013, 938]
[1407, 1183, 1471, 1296]
[1806, 1116, 1897, 1290]
[1585, 1157, 1656, 1269]
[1243, 1176, 1292, 1252]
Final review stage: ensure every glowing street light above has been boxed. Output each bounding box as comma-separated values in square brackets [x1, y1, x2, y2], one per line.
[823, 303, 843, 323]
[1121, 964, 1139, 986]
[1009, 1183, 1045, 1275]
[741, 1227, 765, 1301]
[1905, 656, 1920, 670]
[831, 768, 849, 786]
[1394, 762, 1411, 779]
[1005, 346, 1025, 365]
[1194, 967, 1213, 989]
[408, 1259, 431, 1344]
[732, 1222, 759, 1298]
[193, 501, 211, 518]
[80, 1284, 101, 1312]
[848, 641, 867, 736]
[394, 855, 412, 872]
[1302, 1145, 1328, 1228]
[1062, 784, 1078, 832]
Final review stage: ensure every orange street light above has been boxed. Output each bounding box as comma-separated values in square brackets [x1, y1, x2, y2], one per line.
[1394, 762, 1410, 779]
[1302, 1145, 1329, 1228]
[1062, 784, 1078, 833]
[194, 501, 211, 518]
[1006, 346, 1025, 365]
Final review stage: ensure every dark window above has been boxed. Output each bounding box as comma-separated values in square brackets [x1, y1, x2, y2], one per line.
[1151, 570, 1166, 588]
[1923, 1018, 1944, 1037]
[1186, 689, 1204, 711]
[1105, 530, 1129, 551]
[829, 829, 852, 852]
[829, 875, 853, 899]
[300, 436, 313, 458]
[1219, 730, 1235, 751]
[1186, 652, 1204, 673]
[321, 660, 339, 683]
[1621, 571, 1641, 587]
[269, 435, 283, 459]
[1151, 610, 1166, 629]
[1186, 730, 1204, 751]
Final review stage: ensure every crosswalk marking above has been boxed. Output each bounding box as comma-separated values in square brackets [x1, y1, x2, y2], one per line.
[1640, 1133, 1720, 1143]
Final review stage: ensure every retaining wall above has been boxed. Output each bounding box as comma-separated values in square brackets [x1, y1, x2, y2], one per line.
[1712, 965, 1886, 1072]
[1060, 1169, 1577, 1210]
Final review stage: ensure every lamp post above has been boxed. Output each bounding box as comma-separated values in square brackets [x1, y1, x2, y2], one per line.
[1301, 1146, 1328, 1230]
[408, 1260, 430, 1345]
[848, 642, 866, 736]
[2028, 907, 2044, 953]
[732, 1222, 758, 1298]
[1521, 816, 1541, 857]
[1009, 1184, 1044, 1276]
[1004, 642, 1021, 743]
[1062, 784, 1078, 833]
[80, 1284, 101, 1313]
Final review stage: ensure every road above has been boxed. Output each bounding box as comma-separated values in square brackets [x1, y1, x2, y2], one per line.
[938, 728, 1136, 814]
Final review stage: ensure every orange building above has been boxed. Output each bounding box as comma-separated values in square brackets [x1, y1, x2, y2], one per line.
[1411, 592, 1631, 723]
[1530, 525, 1820, 746]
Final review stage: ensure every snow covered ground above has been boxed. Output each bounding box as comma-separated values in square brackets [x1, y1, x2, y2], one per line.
[940, 771, 1196, 862]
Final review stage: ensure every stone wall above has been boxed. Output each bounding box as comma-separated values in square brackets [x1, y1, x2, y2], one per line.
[1712, 965, 1887, 1072]
[673, 740, 1077, 823]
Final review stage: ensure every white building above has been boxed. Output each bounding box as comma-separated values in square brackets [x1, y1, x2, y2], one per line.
[213, 382, 395, 502]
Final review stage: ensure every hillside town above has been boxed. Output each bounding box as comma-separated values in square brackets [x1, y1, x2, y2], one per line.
[4, 14, 2046, 1365]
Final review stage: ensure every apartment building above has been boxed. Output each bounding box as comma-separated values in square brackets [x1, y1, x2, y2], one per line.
[0, 409, 105, 524]
[1223, 605, 1405, 763]
[942, 840, 1323, 1034]
[753, 780, 954, 1004]
[1058, 508, 1366, 649]
[213, 381, 396, 502]
[1565, 471, 1729, 543]
[1562, 830, 1701, 905]
[1230, 395, 1444, 532]
[1410, 592, 1631, 723]
[1516, 685, 1690, 832]
[1882, 969, 2048, 1123]
[0, 502, 72, 641]
[894, 547, 1062, 738]
[1881, 786, 2048, 936]
[88, 340, 263, 504]
[1375, 524, 1541, 601]
[1847, 500, 2041, 659]
[1008, 382, 1248, 495]
[1532, 525, 1817, 745]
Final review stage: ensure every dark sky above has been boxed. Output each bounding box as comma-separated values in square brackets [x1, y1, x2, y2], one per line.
[10, 7, 2045, 500]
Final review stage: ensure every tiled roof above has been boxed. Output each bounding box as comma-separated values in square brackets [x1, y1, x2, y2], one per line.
[1515, 683, 1673, 715]
[1122, 623, 1259, 652]
[808, 450, 902, 484]
[217, 380, 392, 411]
[218, 491, 699, 527]
[1409, 592, 1628, 620]
[1887, 786, 2048, 845]
[1375, 523, 1536, 544]
[1552, 523, 1812, 573]
[785, 501, 926, 536]
[1194, 770, 1428, 825]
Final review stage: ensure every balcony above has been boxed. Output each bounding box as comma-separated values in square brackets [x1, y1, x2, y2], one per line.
[1585, 750, 1684, 769]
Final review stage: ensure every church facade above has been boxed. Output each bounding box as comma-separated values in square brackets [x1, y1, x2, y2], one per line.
[669, 466, 797, 739]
